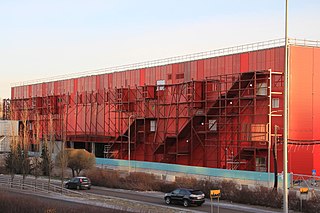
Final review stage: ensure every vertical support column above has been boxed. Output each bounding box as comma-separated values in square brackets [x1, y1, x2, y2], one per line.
[268, 69, 272, 187]
[75, 92, 78, 136]
[190, 82, 193, 165]
[92, 142, 95, 155]
[84, 91, 87, 136]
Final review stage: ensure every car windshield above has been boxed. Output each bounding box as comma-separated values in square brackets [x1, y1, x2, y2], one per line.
[191, 190, 203, 195]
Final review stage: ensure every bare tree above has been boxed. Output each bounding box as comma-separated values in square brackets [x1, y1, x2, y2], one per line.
[41, 136, 53, 190]
[57, 110, 69, 190]
[5, 140, 19, 187]
[20, 109, 31, 187]
[40, 113, 55, 190]
[30, 155, 42, 188]
[0, 98, 3, 119]
[55, 147, 68, 189]
[30, 113, 42, 188]
[5, 117, 21, 187]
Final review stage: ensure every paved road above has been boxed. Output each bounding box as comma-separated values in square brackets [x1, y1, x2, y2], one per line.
[1, 175, 281, 213]
[83, 185, 280, 213]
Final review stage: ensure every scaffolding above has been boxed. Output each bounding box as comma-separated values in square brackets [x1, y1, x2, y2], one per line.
[10, 70, 284, 171]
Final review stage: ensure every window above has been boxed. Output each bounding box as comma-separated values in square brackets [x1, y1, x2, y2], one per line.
[257, 82, 267, 96]
[256, 157, 266, 172]
[209, 119, 217, 131]
[156, 80, 165, 91]
[150, 120, 156, 132]
[272, 98, 280, 108]
[180, 189, 189, 195]
[176, 73, 184, 79]
[172, 189, 180, 194]
[250, 124, 267, 141]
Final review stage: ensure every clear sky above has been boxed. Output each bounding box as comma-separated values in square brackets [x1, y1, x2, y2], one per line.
[1, 0, 319, 99]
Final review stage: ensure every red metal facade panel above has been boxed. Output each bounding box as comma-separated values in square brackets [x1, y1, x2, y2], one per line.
[248, 51, 257, 71]
[18, 45, 320, 174]
[313, 48, 320, 140]
[313, 145, 320, 174]
[289, 46, 313, 140]
[108, 74, 113, 88]
[139, 69, 146, 85]
[210, 58, 218, 77]
[217, 57, 225, 76]
[232, 54, 240, 74]
[196, 60, 204, 79]
[288, 145, 314, 175]
[240, 53, 249, 72]
[225, 55, 232, 75]
[265, 49, 273, 70]
[288, 46, 320, 175]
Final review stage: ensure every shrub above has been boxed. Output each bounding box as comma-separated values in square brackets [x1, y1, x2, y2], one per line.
[305, 194, 320, 213]
[288, 190, 300, 210]
[85, 168, 319, 212]
[157, 181, 177, 193]
[175, 176, 198, 189]
[121, 172, 158, 191]
[194, 179, 220, 197]
[85, 168, 121, 188]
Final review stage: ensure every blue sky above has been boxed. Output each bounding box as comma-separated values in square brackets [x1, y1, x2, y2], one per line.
[1, 0, 319, 98]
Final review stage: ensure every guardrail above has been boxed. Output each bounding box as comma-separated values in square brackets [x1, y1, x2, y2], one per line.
[292, 173, 320, 190]
[11, 37, 320, 87]
[0, 175, 83, 196]
[12, 38, 288, 87]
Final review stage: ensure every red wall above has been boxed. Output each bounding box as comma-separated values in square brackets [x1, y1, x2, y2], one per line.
[11, 47, 285, 99]
[288, 46, 320, 175]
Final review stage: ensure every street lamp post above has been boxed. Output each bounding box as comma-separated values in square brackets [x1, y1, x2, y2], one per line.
[283, 0, 289, 212]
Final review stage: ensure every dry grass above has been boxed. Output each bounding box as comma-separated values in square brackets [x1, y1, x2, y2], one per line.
[85, 169, 320, 212]
[85, 168, 122, 188]
[122, 172, 158, 191]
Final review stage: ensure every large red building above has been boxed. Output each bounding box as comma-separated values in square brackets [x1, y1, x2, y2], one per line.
[9, 38, 320, 175]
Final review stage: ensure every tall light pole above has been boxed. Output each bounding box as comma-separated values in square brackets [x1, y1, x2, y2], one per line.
[128, 114, 135, 172]
[283, 0, 289, 212]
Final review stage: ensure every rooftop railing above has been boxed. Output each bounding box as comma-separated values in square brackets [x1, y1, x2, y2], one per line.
[12, 38, 319, 87]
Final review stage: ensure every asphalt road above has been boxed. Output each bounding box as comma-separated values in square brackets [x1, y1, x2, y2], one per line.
[1, 175, 280, 213]
[82, 186, 279, 213]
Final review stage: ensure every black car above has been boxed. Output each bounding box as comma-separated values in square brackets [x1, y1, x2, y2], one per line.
[65, 177, 91, 190]
[164, 188, 205, 207]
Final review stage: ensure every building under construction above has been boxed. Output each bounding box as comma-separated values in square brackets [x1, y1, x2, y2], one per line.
[8, 38, 320, 175]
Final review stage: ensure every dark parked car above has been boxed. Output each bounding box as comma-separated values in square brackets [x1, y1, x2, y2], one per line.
[164, 188, 205, 207]
[65, 177, 91, 190]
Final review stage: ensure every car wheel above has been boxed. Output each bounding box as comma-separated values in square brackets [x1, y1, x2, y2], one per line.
[183, 199, 189, 207]
[76, 185, 80, 190]
[165, 197, 171, 205]
[87, 186, 91, 190]
[66, 185, 69, 189]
